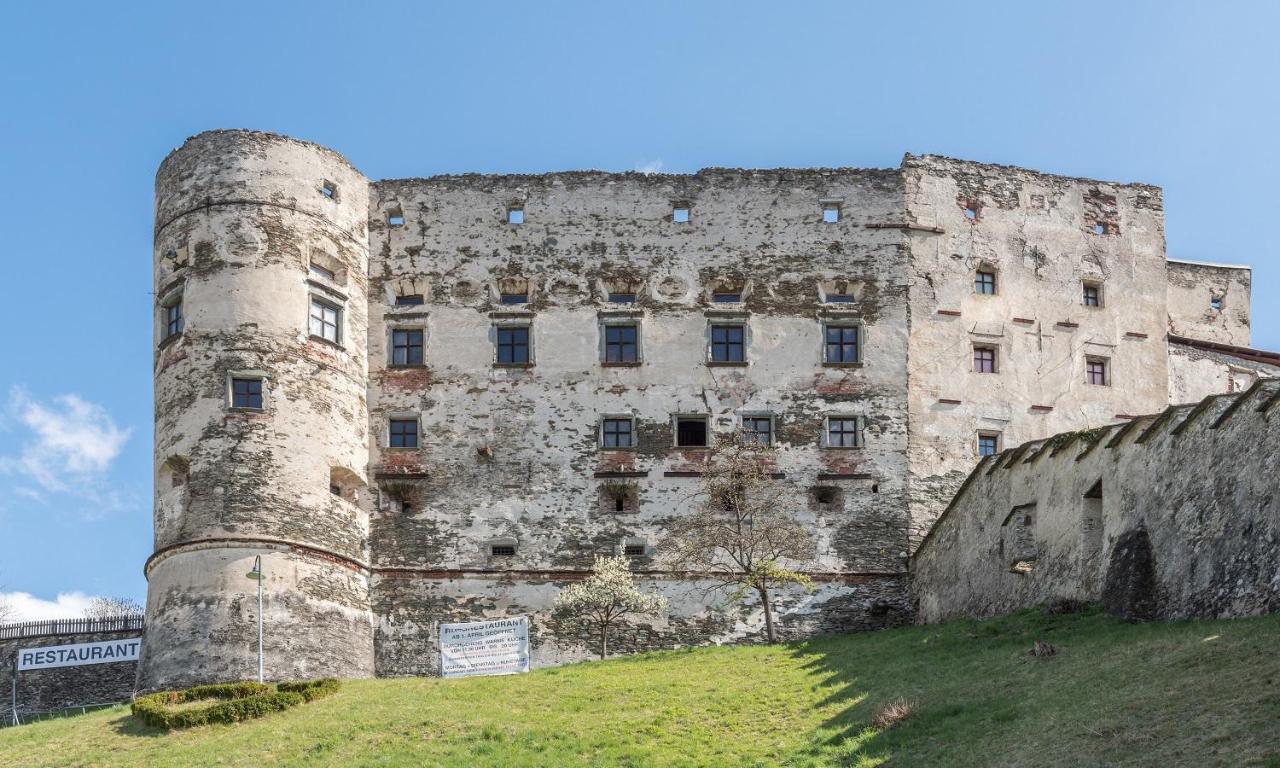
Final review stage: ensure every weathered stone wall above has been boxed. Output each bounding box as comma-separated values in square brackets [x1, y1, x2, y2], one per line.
[911, 378, 1280, 623]
[1166, 260, 1252, 346]
[1168, 337, 1279, 404]
[1, 630, 141, 717]
[901, 155, 1173, 546]
[367, 168, 915, 666]
[140, 131, 376, 690]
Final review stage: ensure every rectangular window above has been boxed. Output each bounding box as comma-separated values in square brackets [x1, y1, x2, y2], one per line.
[164, 298, 184, 338]
[490, 544, 516, 557]
[389, 418, 419, 448]
[978, 432, 1000, 456]
[321, 181, 336, 199]
[391, 329, 424, 366]
[826, 417, 862, 448]
[675, 416, 709, 447]
[673, 205, 690, 223]
[507, 207, 524, 225]
[710, 324, 745, 363]
[973, 346, 997, 373]
[607, 292, 636, 304]
[231, 377, 263, 410]
[824, 324, 860, 364]
[604, 324, 639, 363]
[309, 262, 335, 281]
[601, 417, 634, 449]
[309, 298, 341, 344]
[1086, 357, 1109, 386]
[395, 294, 425, 306]
[742, 416, 772, 445]
[826, 293, 855, 303]
[623, 543, 646, 557]
[712, 291, 742, 303]
[1083, 283, 1101, 307]
[822, 205, 840, 223]
[387, 213, 405, 227]
[499, 292, 528, 305]
[495, 326, 531, 364]
[975, 270, 996, 295]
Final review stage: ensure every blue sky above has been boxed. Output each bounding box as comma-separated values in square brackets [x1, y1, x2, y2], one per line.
[0, 1, 1276, 618]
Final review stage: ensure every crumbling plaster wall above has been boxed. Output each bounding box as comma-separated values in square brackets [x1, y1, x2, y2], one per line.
[1169, 342, 1279, 404]
[366, 169, 915, 667]
[912, 378, 1280, 623]
[901, 155, 1171, 546]
[1166, 260, 1251, 346]
[140, 131, 376, 690]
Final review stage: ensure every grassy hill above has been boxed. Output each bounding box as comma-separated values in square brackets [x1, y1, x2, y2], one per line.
[2, 607, 1279, 767]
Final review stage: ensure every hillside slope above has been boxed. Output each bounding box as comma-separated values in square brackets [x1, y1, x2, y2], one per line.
[2, 608, 1278, 767]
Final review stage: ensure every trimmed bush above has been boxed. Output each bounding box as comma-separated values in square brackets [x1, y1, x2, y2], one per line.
[132, 678, 340, 730]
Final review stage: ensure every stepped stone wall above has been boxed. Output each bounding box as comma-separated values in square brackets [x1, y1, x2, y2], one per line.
[912, 379, 1280, 623]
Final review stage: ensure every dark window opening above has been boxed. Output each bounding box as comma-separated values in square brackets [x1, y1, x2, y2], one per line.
[826, 293, 855, 303]
[321, 181, 336, 199]
[742, 416, 772, 445]
[608, 292, 636, 304]
[712, 291, 742, 303]
[676, 417, 709, 447]
[1086, 358, 1108, 386]
[604, 324, 639, 363]
[975, 270, 997, 295]
[825, 325, 860, 363]
[614, 497, 625, 512]
[329, 484, 341, 496]
[231, 377, 263, 410]
[395, 294, 424, 306]
[496, 326, 531, 364]
[624, 543, 646, 557]
[402, 502, 413, 515]
[812, 486, 839, 505]
[827, 417, 861, 448]
[389, 418, 419, 448]
[491, 544, 516, 557]
[978, 433, 1000, 457]
[1083, 283, 1101, 307]
[974, 346, 997, 373]
[499, 292, 528, 305]
[164, 299, 183, 338]
[602, 418, 634, 449]
[1210, 295, 1224, 311]
[391, 329, 424, 366]
[710, 324, 745, 362]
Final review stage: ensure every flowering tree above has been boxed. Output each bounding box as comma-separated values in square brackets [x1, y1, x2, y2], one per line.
[660, 434, 816, 643]
[554, 555, 667, 659]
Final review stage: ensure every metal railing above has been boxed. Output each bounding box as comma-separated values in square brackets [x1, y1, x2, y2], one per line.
[0, 615, 144, 641]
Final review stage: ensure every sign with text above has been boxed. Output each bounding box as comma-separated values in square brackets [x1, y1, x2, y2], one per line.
[439, 617, 530, 678]
[17, 638, 142, 671]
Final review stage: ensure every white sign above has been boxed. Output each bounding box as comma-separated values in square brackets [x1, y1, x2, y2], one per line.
[17, 638, 142, 671]
[439, 617, 530, 678]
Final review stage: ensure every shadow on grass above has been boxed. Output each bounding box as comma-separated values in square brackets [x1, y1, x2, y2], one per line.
[109, 712, 166, 738]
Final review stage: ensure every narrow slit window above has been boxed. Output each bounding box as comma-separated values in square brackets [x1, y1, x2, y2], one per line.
[826, 292, 855, 304]
[389, 418, 419, 448]
[391, 329, 424, 366]
[601, 418, 635, 449]
[712, 290, 742, 303]
[824, 325, 860, 364]
[395, 294, 425, 306]
[675, 416, 709, 447]
[309, 298, 341, 344]
[163, 297, 184, 339]
[495, 326, 531, 364]
[973, 346, 997, 374]
[608, 292, 636, 304]
[231, 377, 264, 410]
[710, 324, 745, 362]
[826, 417, 862, 448]
[604, 324, 639, 363]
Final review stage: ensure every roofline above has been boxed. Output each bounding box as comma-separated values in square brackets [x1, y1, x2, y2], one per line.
[1167, 258, 1252, 270]
[1168, 335, 1280, 366]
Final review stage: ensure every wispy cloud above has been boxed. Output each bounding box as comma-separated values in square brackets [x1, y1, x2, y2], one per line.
[0, 591, 101, 621]
[0, 388, 133, 515]
[636, 160, 664, 175]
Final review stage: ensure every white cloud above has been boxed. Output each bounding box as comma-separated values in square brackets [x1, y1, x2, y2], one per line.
[2, 388, 131, 493]
[0, 591, 100, 622]
[636, 160, 664, 175]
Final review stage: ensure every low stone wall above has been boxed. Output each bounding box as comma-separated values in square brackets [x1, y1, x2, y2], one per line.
[1, 619, 143, 720]
[911, 378, 1280, 623]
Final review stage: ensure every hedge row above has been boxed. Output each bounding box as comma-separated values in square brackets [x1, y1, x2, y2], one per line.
[132, 678, 340, 730]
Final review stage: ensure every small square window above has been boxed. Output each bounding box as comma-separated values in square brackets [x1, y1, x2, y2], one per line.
[826, 417, 862, 448]
[391, 328, 424, 366]
[309, 298, 341, 344]
[1083, 283, 1102, 307]
[321, 181, 337, 199]
[824, 324, 860, 364]
[712, 291, 742, 303]
[395, 294, 425, 306]
[231, 377, 264, 410]
[1086, 357, 1109, 386]
[330, 484, 341, 496]
[710, 324, 745, 362]
[388, 213, 405, 227]
[623, 543, 646, 557]
[975, 270, 997, 295]
[673, 205, 690, 223]
[1210, 295, 1224, 311]
[822, 205, 840, 223]
[978, 432, 1000, 457]
[507, 207, 524, 225]
[496, 325, 531, 364]
[974, 346, 997, 373]
[602, 417, 635, 449]
[604, 324, 639, 363]
[163, 297, 184, 339]
[607, 292, 636, 304]
[490, 544, 516, 557]
[675, 416, 709, 447]
[389, 418, 419, 448]
[742, 416, 772, 446]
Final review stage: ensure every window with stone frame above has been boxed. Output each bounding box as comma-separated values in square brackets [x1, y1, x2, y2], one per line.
[825, 416, 863, 448]
[1082, 281, 1103, 307]
[388, 417, 419, 448]
[741, 415, 773, 446]
[390, 328, 424, 366]
[973, 345, 998, 374]
[824, 323, 861, 364]
[675, 415, 710, 447]
[603, 324, 639, 363]
[495, 325, 531, 365]
[601, 417, 635, 449]
[974, 268, 997, 295]
[162, 294, 184, 339]
[709, 324, 745, 363]
[977, 431, 1000, 457]
[395, 293, 425, 306]
[230, 377, 264, 410]
[309, 297, 341, 344]
[1085, 356, 1109, 386]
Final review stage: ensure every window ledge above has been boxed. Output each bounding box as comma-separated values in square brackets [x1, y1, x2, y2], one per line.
[490, 310, 534, 319]
[387, 364, 429, 370]
[671, 446, 710, 451]
[822, 361, 864, 368]
[158, 332, 184, 351]
[308, 335, 345, 350]
[227, 407, 268, 414]
[706, 361, 749, 367]
[597, 447, 637, 453]
[821, 445, 865, 451]
[383, 446, 421, 452]
[602, 361, 643, 367]
[493, 362, 535, 369]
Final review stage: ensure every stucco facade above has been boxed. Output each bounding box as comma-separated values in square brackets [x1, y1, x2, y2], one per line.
[140, 129, 1271, 688]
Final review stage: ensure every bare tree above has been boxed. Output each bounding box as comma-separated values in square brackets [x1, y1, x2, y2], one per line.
[84, 596, 144, 619]
[554, 555, 667, 659]
[0, 589, 14, 624]
[660, 434, 816, 643]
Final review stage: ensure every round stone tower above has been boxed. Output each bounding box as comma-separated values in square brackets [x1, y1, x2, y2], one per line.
[138, 130, 374, 690]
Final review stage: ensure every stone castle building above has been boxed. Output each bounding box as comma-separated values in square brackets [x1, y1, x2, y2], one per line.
[137, 129, 1273, 689]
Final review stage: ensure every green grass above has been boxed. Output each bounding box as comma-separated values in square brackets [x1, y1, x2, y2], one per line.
[3, 607, 1279, 767]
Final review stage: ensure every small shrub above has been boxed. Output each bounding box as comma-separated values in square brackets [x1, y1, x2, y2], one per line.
[871, 699, 916, 730]
[132, 679, 339, 730]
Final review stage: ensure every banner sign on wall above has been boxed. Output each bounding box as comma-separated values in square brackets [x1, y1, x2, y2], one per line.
[17, 638, 142, 671]
[439, 617, 530, 678]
